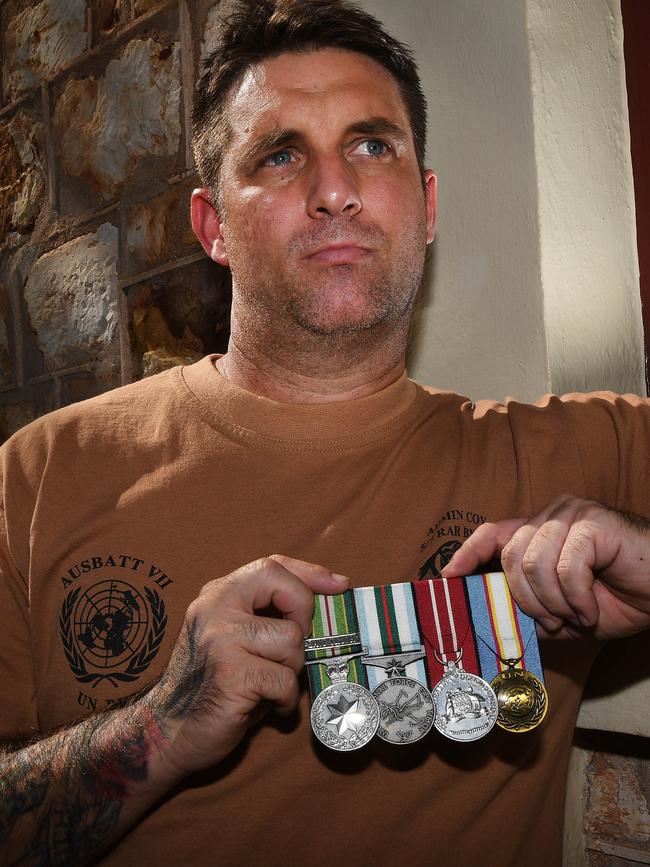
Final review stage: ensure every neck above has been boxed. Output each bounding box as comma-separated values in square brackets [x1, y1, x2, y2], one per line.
[217, 328, 408, 404]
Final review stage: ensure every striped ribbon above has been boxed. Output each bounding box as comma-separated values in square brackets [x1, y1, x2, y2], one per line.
[308, 574, 544, 700]
[353, 582, 427, 691]
[465, 572, 544, 683]
[307, 590, 368, 699]
[413, 577, 481, 685]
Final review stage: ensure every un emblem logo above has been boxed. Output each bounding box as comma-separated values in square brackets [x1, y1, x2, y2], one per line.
[59, 580, 167, 687]
[418, 540, 462, 580]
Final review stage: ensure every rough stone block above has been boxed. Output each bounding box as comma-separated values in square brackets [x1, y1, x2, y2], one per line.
[126, 179, 202, 276]
[24, 223, 121, 376]
[96, 0, 130, 38]
[199, 2, 222, 68]
[2, 0, 87, 103]
[134, 0, 163, 16]
[0, 107, 46, 249]
[586, 744, 650, 864]
[0, 283, 13, 386]
[53, 37, 181, 204]
[0, 400, 39, 442]
[0, 381, 55, 442]
[126, 257, 231, 378]
[60, 369, 117, 407]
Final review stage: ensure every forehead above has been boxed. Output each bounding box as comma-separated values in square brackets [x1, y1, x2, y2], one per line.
[225, 48, 411, 144]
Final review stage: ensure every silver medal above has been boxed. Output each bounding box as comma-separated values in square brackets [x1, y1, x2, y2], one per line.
[306, 646, 379, 751]
[430, 649, 497, 742]
[310, 681, 379, 751]
[361, 647, 434, 745]
[373, 676, 435, 744]
[431, 669, 498, 742]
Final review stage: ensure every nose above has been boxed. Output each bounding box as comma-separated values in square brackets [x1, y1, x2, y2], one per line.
[305, 155, 361, 219]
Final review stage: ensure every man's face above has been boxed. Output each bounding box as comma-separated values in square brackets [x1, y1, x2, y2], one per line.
[196, 48, 436, 338]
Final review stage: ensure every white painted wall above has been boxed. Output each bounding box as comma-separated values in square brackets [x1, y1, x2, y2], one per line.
[362, 0, 644, 401]
[359, 0, 648, 735]
[378, 0, 550, 402]
[528, 0, 644, 397]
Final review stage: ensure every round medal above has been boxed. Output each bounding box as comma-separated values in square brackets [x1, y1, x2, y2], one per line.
[490, 668, 548, 732]
[431, 671, 498, 742]
[310, 681, 379, 751]
[372, 677, 435, 745]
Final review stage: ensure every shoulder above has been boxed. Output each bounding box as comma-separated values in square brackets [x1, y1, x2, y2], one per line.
[504, 390, 650, 441]
[417, 381, 650, 427]
[1, 365, 186, 481]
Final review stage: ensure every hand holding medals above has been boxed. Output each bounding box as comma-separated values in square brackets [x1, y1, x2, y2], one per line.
[305, 573, 547, 752]
[440, 496, 650, 641]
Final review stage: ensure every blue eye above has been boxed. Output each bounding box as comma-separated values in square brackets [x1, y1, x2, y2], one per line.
[265, 150, 293, 167]
[362, 139, 389, 156]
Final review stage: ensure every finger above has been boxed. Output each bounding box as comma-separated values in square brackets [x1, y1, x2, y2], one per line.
[441, 518, 528, 577]
[228, 615, 305, 674]
[555, 523, 601, 626]
[207, 558, 344, 637]
[517, 507, 587, 623]
[500, 521, 566, 631]
[269, 554, 350, 591]
[243, 659, 300, 715]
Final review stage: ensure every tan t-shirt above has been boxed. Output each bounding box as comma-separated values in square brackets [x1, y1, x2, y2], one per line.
[2, 356, 649, 866]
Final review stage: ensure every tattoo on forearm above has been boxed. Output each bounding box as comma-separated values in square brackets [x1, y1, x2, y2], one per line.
[0, 616, 214, 865]
[0, 704, 162, 866]
[152, 618, 215, 720]
[0, 752, 51, 844]
[29, 799, 122, 867]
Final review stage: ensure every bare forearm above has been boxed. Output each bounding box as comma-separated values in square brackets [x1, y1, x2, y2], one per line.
[0, 701, 180, 867]
[0, 557, 346, 865]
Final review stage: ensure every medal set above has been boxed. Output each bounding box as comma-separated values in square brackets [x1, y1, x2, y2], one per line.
[305, 572, 548, 752]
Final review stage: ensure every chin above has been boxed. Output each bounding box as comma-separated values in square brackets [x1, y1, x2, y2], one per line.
[290, 288, 412, 337]
[293, 307, 398, 336]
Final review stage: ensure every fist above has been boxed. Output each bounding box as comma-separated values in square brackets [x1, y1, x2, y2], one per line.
[442, 496, 650, 640]
[147, 555, 349, 776]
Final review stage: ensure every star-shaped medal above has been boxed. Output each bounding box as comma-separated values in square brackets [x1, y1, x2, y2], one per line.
[326, 693, 367, 736]
[385, 658, 406, 678]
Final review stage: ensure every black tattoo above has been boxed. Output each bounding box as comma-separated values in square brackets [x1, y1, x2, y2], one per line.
[0, 617, 217, 864]
[152, 618, 216, 721]
[29, 799, 122, 867]
[0, 703, 159, 866]
[0, 752, 51, 844]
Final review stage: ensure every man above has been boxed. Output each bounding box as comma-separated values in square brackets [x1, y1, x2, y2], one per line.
[1, 1, 649, 865]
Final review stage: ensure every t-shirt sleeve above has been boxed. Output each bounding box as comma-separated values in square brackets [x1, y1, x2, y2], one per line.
[505, 390, 650, 517]
[560, 391, 650, 517]
[0, 426, 47, 743]
[0, 503, 38, 741]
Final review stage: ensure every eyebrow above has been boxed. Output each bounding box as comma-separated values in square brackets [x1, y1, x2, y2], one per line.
[239, 129, 302, 168]
[345, 117, 409, 142]
[239, 116, 409, 168]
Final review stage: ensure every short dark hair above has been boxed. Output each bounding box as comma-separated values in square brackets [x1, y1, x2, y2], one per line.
[192, 0, 427, 207]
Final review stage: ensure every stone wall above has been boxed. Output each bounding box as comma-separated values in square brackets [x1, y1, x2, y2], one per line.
[0, 0, 231, 441]
[579, 730, 650, 866]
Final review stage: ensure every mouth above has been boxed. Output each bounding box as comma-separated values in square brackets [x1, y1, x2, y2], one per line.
[304, 243, 373, 264]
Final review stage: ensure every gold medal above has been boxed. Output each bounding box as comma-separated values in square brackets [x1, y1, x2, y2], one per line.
[490, 665, 548, 732]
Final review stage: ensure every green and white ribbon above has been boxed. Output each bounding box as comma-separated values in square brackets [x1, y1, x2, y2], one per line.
[306, 590, 368, 699]
[353, 582, 427, 690]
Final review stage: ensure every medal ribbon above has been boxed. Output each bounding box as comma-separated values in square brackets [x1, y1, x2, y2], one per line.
[306, 590, 368, 699]
[413, 577, 481, 685]
[465, 572, 544, 683]
[353, 582, 427, 691]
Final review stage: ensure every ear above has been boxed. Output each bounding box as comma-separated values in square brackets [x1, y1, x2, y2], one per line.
[191, 188, 229, 267]
[423, 170, 437, 244]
